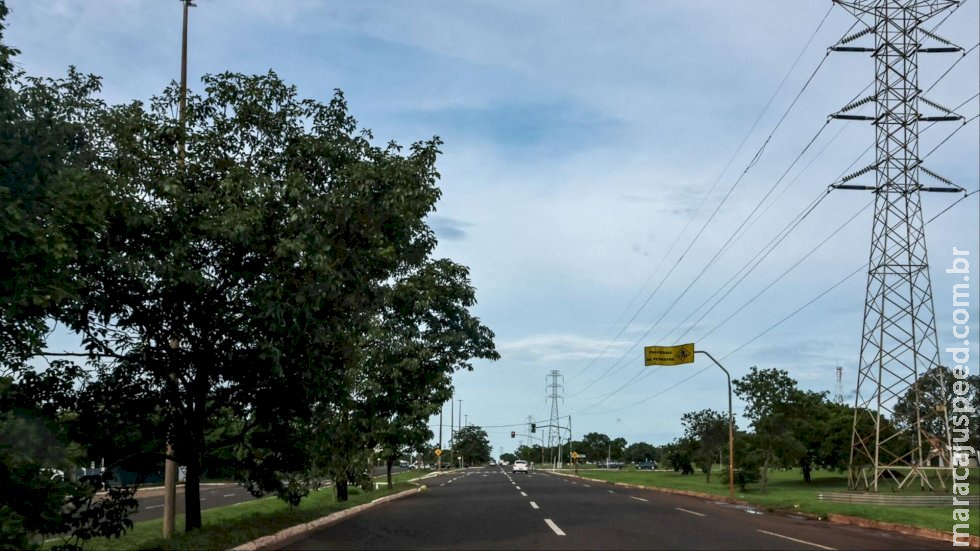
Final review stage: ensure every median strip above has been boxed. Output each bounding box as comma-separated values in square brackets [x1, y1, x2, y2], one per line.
[757, 529, 835, 550]
[544, 519, 566, 536]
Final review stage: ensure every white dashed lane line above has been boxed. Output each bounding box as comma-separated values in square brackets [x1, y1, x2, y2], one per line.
[757, 530, 835, 550]
[675, 507, 705, 517]
[520, 491, 528, 497]
[145, 505, 163, 510]
[630, 496, 648, 502]
[544, 519, 566, 536]
[530, 501, 539, 509]
[223, 493, 235, 498]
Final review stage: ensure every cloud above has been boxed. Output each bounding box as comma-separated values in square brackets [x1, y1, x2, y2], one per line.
[429, 215, 472, 241]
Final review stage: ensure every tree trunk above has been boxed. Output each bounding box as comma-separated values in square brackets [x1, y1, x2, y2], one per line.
[705, 461, 712, 484]
[335, 477, 349, 502]
[184, 457, 202, 531]
[386, 457, 394, 489]
[760, 453, 770, 494]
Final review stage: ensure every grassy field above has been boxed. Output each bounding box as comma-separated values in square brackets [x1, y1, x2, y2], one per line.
[44, 471, 432, 551]
[563, 466, 980, 537]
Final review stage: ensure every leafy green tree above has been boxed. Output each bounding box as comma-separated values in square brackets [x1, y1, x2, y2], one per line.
[453, 425, 491, 465]
[733, 367, 805, 492]
[681, 409, 732, 482]
[662, 438, 695, 475]
[499, 452, 516, 464]
[623, 442, 659, 464]
[894, 365, 980, 453]
[1, 4, 137, 546]
[579, 432, 611, 464]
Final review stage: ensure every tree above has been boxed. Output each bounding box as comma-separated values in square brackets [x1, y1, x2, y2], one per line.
[579, 432, 611, 464]
[499, 452, 516, 464]
[733, 367, 816, 492]
[623, 442, 659, 464]
[894, 365, 980, 454]
[1, 4, 137, 546]
[453, 425, 491, 465]
[662, 438, 695, 475]
[681, 409, 732, 483]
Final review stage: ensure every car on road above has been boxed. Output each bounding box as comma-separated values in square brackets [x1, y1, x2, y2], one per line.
[636, 461, 656, 470]
[512, 460, 529, 474]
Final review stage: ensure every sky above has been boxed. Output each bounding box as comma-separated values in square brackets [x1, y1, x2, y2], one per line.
[8, 0, 979, 460]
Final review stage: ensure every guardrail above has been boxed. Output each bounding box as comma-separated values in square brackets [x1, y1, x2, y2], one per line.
[818, 492, 979, 507]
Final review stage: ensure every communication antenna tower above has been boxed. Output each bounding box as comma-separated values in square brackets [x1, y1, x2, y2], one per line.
[835, 365, 845, 405]
[829, 0, 964, 491]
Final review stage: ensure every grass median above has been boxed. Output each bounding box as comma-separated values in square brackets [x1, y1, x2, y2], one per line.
[562, 466, 979, 537]
[44, 471, 434, 551]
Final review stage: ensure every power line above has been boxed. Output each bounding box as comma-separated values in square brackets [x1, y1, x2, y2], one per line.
[565, 7, 838, 391]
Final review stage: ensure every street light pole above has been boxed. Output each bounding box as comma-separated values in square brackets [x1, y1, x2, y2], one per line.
[694, 350, 735, 501]
[164, 1, 194, 539]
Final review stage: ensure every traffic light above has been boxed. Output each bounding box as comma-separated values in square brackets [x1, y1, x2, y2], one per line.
[530, 423, 536, 433]
[511, 431, 516, 438]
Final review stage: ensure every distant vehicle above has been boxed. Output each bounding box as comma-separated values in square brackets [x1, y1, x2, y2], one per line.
[600, 461, 625, 470]
[512, 460, 529, 474]
[488, 460, 497, 467]
[636, 461, 656, 470]
[398, 460, 409, 468]
[501, 460, 509, 466]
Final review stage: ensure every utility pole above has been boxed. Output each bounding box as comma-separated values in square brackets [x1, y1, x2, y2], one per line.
[830, 0, 963, 492]
[164, 0, 194, 539]
[438, 406, 443, 471]
[450, 398, 454, 468]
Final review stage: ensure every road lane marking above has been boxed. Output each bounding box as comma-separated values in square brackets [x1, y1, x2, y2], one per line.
[544, 519, 566, 536]
[607, 490, 615, 493]
[757, 530, 835, 550]
[515, 486, 521, 490]
[145, 505, 163, 509]
[440, 483, 445, 487]
[520, 491, 528, 497]
[199, 498, 207, 501]
[675, 507, 705, 517]
[223, 493, 235, 497]
[630, 496, 649, 502]
[583, 484, 591, 487]
[530, 501, 539, 509]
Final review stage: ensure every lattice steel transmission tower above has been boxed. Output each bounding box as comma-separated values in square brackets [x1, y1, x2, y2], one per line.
[545, 370, 564, 465]
[830, 0, 964, 491]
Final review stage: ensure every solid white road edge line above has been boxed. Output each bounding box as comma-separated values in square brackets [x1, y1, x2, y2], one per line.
[530, 501, 539, 509]
[544, 518, 566, 536]
[757, 530, 836, 550]
[675, 507, 705, 517]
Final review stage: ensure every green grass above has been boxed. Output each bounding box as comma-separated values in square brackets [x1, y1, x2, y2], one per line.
[563, 467, 980, 537]
[45, 480, 421, 551]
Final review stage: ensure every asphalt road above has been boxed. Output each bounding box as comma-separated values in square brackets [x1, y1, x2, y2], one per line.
[285, 467, 951, 550]
[131, 467, 407, 522]
[130, 483, 264, 522]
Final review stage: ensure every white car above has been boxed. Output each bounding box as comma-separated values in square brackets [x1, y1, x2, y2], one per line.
[512, 460, 529, 474]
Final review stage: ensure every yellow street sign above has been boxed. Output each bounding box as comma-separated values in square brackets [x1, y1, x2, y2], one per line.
[571, 452, 579, 459]
[644, 343, 695, 366]
[435, 448, 442, 456]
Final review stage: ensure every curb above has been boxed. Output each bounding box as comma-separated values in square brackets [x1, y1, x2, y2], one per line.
[230, 486, 424, 551]
[550, 471, 977, 545]
[827, 513, 980, 547]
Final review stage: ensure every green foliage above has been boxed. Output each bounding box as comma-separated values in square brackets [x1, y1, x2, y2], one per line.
[453, 425, 491, 464]
[681, 409, 732, 483]
[623, 442, 660, 463]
